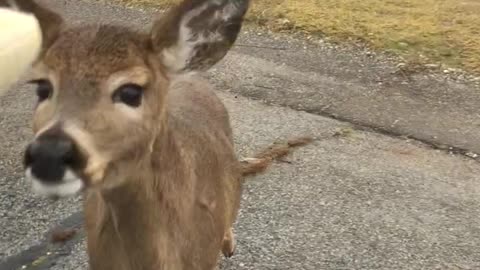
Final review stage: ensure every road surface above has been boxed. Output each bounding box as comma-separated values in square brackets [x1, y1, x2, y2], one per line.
[0, 0, 479, 269]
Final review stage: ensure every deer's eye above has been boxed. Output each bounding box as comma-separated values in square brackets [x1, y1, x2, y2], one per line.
[112, 84, 144, 107]
[30, 79, 53, 102]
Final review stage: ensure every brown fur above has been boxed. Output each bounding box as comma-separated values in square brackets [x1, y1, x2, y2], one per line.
[13, 0, 312, 269]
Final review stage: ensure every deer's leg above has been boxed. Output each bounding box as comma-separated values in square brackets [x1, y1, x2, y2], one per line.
[222, 227, 236, 258]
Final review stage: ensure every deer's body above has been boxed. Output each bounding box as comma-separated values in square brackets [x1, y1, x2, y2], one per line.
[9, 0, 311, 269]
[84, 76, 242, 269]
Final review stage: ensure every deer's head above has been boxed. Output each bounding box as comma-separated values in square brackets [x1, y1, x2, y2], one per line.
[9, 0, 249, 197]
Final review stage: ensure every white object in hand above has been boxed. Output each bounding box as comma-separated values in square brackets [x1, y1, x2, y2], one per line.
[0, 8, 42, 94]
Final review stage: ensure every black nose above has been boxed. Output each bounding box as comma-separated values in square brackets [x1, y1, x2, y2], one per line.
[24, 133, 81, 183]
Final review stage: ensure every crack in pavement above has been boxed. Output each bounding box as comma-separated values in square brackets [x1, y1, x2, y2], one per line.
[0, 212, 84, 270]
[230, 93, 480, 162]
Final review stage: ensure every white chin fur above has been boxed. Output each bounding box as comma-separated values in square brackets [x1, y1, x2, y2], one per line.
[25, 168, 84, 197]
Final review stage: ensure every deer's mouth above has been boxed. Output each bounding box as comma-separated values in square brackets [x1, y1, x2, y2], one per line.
[25, 167, 85, 198]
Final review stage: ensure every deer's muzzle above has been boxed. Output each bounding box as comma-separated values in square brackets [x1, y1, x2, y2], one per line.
[23, 129, 86, 198]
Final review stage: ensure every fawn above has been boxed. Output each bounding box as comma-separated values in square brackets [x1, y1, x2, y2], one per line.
[9, 0, 312, 269]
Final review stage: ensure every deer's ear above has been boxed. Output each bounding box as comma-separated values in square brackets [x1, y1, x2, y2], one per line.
[150, 0, 250, 75]
[1, 0, 64, 55]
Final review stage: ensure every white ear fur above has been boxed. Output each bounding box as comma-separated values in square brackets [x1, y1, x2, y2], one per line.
[161, 2, 208, 73]
[0, 8, 42, 94]
[158, 0, 249, 74]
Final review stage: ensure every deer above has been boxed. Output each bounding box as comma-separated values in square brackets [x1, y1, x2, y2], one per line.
[6, 0, 313, 269]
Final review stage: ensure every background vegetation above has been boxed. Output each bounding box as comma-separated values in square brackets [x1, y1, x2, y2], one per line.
[109, 0, 480, 74]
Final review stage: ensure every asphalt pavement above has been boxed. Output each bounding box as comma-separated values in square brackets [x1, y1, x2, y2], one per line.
[0, 0, 479, 269]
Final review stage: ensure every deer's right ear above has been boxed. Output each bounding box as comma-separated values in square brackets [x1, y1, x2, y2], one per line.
[150, 0, 250, 75]
[1, 0, 64, 55]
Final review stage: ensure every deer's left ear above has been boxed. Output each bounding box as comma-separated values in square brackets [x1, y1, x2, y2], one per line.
[150, 0, 250, 75]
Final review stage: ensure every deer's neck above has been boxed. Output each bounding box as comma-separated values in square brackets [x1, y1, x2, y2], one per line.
[87, 128, 191, 270]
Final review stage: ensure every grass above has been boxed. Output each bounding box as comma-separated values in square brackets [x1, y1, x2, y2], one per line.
[109, 0, 480, 74]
